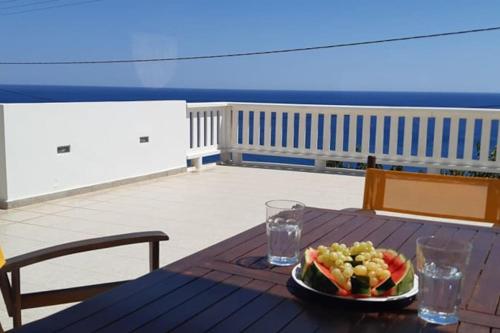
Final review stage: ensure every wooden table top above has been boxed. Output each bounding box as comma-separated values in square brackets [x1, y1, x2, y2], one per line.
[14, 208, 500, 333]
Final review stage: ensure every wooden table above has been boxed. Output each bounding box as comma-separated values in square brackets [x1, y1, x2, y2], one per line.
[13, 208, 500, 332]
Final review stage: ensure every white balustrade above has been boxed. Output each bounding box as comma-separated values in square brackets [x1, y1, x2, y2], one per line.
[186, 103, 230, 167]
[187, 102, 500, 173]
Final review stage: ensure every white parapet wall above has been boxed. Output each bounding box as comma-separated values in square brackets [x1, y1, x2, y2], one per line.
[0, 100, 187, 207]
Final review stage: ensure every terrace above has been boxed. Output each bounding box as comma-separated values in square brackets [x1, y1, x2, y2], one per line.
[0, 100, 498, 330]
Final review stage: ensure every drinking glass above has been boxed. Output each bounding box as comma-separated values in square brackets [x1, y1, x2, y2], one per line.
[416, 236, 472, 325]
[266, 200, 305, 266]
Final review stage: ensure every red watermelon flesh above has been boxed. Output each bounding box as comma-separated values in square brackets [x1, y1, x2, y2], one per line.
[388, 254, 407, 273]
[381, 249, 398, 264]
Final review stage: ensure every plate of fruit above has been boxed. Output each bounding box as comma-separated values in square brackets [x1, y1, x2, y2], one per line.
[292, 241, 418, 301]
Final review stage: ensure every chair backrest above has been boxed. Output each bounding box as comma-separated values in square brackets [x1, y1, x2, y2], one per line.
[363, 168, 500, 224]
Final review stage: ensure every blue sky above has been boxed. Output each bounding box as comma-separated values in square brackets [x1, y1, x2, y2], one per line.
[0, 0, 499, 92]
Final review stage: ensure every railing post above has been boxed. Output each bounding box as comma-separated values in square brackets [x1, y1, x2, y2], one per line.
[220, 105, 233, 164]
[193, 157, 202, 170]
[427, 167, 441, 174]
[232, 152, 243, 164]
[315, 159, 326, 171]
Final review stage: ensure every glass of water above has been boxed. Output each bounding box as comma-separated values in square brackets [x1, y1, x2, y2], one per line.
[266, 200, 305, 266]
[416, 236, 472, 325]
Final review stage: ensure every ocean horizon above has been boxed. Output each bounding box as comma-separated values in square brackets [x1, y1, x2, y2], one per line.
[1, 85, 500, 109]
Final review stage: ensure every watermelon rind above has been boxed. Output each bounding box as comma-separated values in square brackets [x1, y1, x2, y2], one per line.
[395, 262, 414, 295]
[351, 275, 371, 297]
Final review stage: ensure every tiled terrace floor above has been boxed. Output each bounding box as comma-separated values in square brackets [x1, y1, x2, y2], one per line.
[0, 165, 365, 329]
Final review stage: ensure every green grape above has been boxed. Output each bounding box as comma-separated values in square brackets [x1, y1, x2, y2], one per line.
[366, 262, 378, 272]
[318, 245, 329, 254]
[355, 254, 365, 262]
[329, 252, 339, 261]
[353, 265, 368, 276]
[343, 267, 353, 278]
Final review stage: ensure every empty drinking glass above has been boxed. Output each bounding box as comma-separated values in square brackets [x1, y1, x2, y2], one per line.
[266, 200, 305, 266]
[416, 236, 472, 325]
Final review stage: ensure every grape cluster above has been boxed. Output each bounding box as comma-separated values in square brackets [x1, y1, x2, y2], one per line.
[315, 241, 392, 290]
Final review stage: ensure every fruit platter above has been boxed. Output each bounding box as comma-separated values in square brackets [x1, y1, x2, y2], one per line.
[292, 241, 418, 301]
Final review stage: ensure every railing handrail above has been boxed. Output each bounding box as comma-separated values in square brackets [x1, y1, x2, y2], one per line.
[189, 102, 500, 113]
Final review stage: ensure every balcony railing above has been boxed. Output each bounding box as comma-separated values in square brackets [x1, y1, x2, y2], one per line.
[187, 102, 500, 173]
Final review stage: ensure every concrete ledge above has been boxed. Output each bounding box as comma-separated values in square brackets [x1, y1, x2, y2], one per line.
[0, 166, 187, 210]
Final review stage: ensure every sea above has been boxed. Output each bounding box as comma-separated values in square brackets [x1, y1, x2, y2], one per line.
[1, 85, 499, 170]
[1, 85, 500, 108]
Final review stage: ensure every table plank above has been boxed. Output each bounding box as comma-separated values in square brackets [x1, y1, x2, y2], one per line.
[467, 234, 500, 314]
[377, 221, 421, 251]
[201, 260, 289, 285]
[240, 285, 302, 333]
[337, 215, 387, 245]
[458, 322, 489, 333]
[360, 219, 404, 248]
[460, 230, 494, 307]
[173, 279, 273, 333]
[278, 310, 322, 333]
[77, 270, 231, 333]
[207, 285, 288, 333]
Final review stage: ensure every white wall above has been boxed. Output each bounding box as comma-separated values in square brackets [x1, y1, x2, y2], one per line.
[0, 100, 187, 202]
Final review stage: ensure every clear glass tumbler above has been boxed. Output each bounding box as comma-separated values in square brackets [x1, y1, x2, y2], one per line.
[266, 200, 305, 266]
[416, 236, 472, 325]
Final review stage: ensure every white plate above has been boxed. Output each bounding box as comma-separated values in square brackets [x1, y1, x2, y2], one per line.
[291, 264, 419, 302]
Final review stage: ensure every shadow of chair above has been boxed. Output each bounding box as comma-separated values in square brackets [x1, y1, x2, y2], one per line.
[0, 231, 168, 332]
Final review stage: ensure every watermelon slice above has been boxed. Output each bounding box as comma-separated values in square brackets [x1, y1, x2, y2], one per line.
[300, 248, 318, 281]
[372, 250, 414, 296]
[305, 261, 348, 296]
